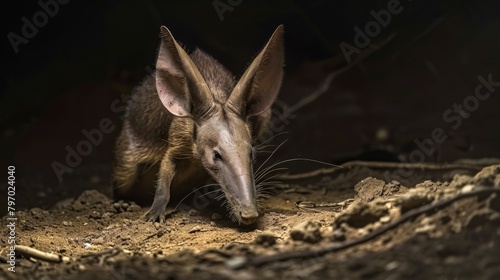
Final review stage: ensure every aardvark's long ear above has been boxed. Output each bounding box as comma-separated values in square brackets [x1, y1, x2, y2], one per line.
[225, 25, 284, 117]
[155, 26, 214, 119]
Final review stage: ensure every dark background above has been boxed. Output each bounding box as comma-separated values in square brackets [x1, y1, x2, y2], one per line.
[2, 0, 499, 213]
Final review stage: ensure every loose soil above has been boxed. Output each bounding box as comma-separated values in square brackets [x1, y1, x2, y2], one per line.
[2, 161, 500, 280]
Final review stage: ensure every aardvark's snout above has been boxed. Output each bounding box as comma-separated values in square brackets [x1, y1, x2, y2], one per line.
[229, 173, 259, 224]
[240, 204, 259, 224]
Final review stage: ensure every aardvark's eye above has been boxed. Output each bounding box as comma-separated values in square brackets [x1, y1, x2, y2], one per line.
[213, 150, 223, 162]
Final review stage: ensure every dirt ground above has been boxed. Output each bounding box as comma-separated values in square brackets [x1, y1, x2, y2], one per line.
[2, 160, 500, 280]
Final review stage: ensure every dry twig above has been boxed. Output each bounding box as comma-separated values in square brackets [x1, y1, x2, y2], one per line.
[15, 245, 70, 263]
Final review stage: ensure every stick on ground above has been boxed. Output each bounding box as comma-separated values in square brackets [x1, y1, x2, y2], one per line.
[15, 245, 70, 263]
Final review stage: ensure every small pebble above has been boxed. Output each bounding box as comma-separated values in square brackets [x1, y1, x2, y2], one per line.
[89, 211, 101, 219]
[189, 226, 202, 233]
[188, 209, 198, 216]
[461, 184, 475, 193]
[254, 234, 277, 247]
[93, 237, 104, 245]
[127, 204, 141, 212]
[357, 228, 369, 236]
[102, 212, 113, 221]
[380, 216, 391, 223]
[332, 229, 345, 241]
[62, 221, 72, 226]
[72, 201, 84, 212]
[30, 208, 46, 219]
[226, 256, 247, 270]
[290, 221, 323, 243]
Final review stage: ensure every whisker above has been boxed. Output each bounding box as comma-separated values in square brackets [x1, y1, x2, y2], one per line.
[256, 182, 282, 188]
[256, 150, 274, 154]
[256, 172, 285, 184]
[254, 131, 288, 148]
[173, 183, 219, 211]
[256, 200, 266, 210]
[199, 188, 222, 199]
[255, 167, 288, 183]
[254, 139, 288, 176]
[257, 158, 341, 181]
[256, 189, 275, 195]
[257, 187, 276, 193]
[256, 184, 281, 195]
[259, 187, 275, 192]
[257, 193, 272, 199]
[255, 166, 288, 181]
[215, 193, 227, 201]
[256, 189, 276, 196]
[256, 144, 276, 149]
[255, 144, 277, 153]
[229, 212, 237, 223]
